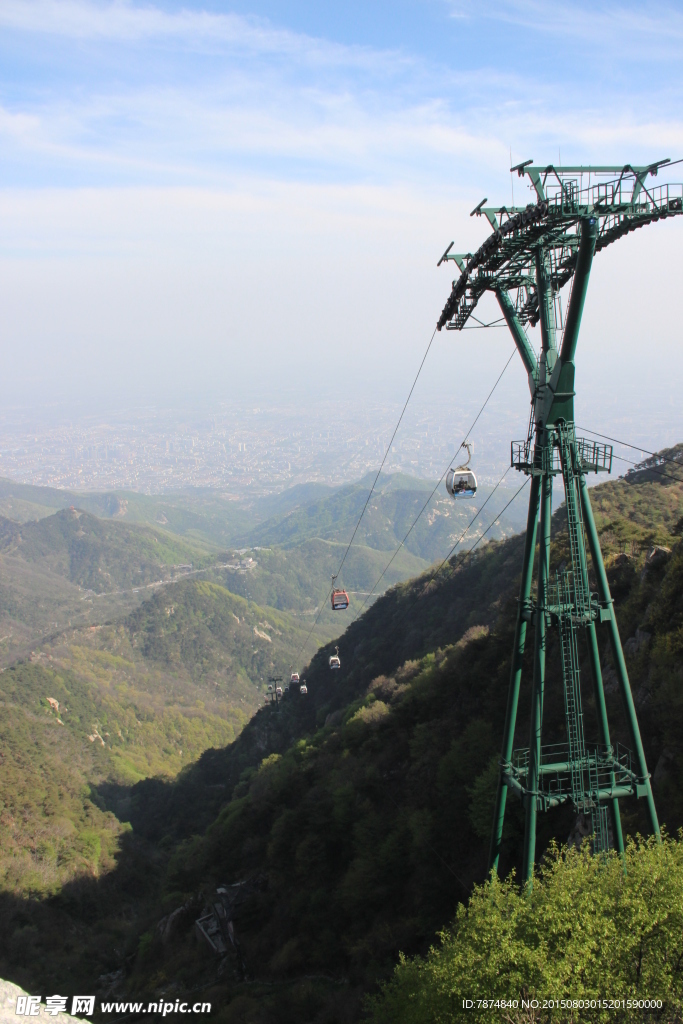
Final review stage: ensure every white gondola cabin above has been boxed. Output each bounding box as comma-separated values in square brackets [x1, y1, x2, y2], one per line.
[446, 441, 477, 498]
[290, 672, 300, 685]
[300, 683, 308, 695]
[329, 646, 341, 670]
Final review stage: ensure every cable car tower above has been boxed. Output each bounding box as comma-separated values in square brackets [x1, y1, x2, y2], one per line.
[436, 159, 683, 880]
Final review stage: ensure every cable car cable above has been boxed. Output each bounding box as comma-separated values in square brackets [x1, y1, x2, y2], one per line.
[355, 463, 514, 620]
[346, 473, 528, 675]
[297, 429, 674, 679]
[296, 339, 516, 663]
[321, 420, 676, 675]
[421, 471, 527, 597]
[294, 324, 439, 662]
[610, 453, 683, 484]
[576, 426, 683, 471]
[349, 347, 517, 620]
[351, 473, 528, 641]
[333, 325, 438, 583]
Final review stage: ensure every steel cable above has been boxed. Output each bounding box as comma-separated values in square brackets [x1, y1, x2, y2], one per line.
[577, 426, 683, 472]
[351, 347, 517, 620]
[343, 471, 529, 665]
[610, 452, 683, 484]
[294, 325, 438, 662]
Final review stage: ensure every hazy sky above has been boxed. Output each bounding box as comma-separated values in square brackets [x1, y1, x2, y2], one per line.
[1, 0, 683, 450]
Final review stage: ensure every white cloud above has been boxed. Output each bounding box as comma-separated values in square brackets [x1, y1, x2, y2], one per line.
[446, 0, 683, 54]
[2, 0, 683, 431]
[1, 0, 682, 195]
[0, 0, 407, 73]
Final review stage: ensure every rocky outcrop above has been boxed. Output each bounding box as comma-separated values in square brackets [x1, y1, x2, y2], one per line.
[0, 980, 87, 1022]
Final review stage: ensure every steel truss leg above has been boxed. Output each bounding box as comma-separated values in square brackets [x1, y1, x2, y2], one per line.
[569, 441, 624, 852]
[522, 469, 552, 882]
[489, 474, 541, 875]
[585, 620, 625, 853]
[578, 474, 660, 839]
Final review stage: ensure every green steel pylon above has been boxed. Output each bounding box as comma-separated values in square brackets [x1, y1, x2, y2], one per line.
[435, 160, 683, 880]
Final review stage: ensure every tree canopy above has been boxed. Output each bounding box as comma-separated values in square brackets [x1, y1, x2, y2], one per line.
[368, 836, 683, 1024]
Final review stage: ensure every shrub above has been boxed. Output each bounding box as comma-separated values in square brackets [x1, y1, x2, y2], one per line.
[368, 836, 683, 1023]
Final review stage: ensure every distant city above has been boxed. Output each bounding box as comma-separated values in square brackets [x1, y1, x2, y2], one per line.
[0, 396, 531, 498]
[2, 369, 680, 500]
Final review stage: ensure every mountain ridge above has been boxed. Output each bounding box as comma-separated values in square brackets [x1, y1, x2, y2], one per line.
[1, 455, 682, 1021]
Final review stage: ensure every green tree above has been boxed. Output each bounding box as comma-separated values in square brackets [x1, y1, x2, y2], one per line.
[368, 836, 683, 1023]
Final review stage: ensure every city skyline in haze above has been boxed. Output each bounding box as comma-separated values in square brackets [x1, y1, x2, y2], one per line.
[1, 0, 682, 461]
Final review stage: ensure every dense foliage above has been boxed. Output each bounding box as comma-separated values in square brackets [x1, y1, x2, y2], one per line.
[0, 578, 325, 897]
[0, 456, 682, 1022]
[0, 507, 213, 594]
[368, 837, 683, 1024]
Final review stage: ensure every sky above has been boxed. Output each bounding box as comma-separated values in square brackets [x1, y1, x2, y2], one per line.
[1, 0, 683, 454]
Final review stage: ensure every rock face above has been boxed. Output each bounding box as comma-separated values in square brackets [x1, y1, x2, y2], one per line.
[642, 545, 671, 578]
[567, 812, 593, 850]
[624, 628, 651, 657]
[0, 980, 87, 1022]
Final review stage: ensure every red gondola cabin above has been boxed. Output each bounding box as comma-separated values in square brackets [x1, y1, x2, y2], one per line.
[331, 588, 349, 610]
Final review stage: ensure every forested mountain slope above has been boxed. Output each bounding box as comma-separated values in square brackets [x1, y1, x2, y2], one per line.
[0, 508, 212, 593]
[205, 537, 427, 618]
[0, 478, 254, 546]
[0, 473, 525, 666]
[0, 577, 328, 907]
[0, 508, 216, 663]
[239, 475, 527, 562]
[1, 453, 682, 1023]
[0, 473, 527, 576]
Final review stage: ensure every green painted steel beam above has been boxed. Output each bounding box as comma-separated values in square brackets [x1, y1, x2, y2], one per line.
[520, 162, 671, 175]
[515, 759, 638, 779]
[453, 160, 667, 874]
[534, 251, 556, 359]
[578, 473, 660, 839]
[495, 288, 538, 384]
[523, 463, 552, 883]
[489, 474, 541, 875]
[503, 780, 639, 806]
[437, 161, 682, 333]
[585, 620, 625, 854]
[560, 218, 598, 363]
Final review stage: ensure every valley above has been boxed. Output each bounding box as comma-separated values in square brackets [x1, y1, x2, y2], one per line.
[0, 451, 682, 1020]
[0, 472, 527, 665]
[0, 469, 526, 905]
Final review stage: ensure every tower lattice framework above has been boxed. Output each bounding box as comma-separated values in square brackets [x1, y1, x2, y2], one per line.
[436, 159, 683, 879]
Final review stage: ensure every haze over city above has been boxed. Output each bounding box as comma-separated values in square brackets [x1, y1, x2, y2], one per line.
[1, 0, 683, 473]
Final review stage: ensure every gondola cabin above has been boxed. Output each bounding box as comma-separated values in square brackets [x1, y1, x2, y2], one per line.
[445, 467, 477, 498]
[290, 672, 300, 685]
[300, 683, 308, 695]
[331, 589, 349, 610]
[446, 441, 477, 498]
[329, 646, 341, 670]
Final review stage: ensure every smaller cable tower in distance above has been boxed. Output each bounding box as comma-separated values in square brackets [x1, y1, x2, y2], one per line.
[436, 159, 683, 880]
